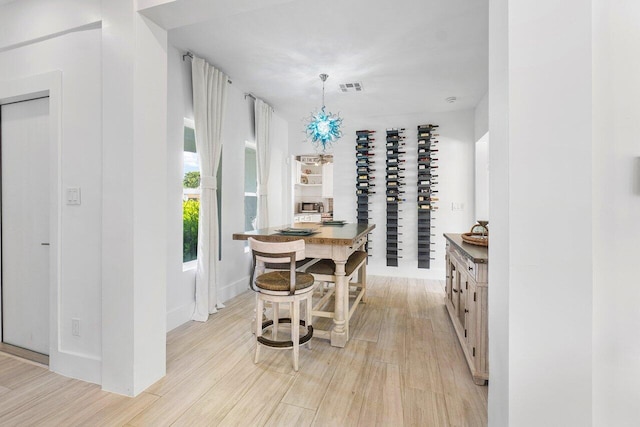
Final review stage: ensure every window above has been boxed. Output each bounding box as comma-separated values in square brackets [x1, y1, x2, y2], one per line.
[183, 120, 200, 263]
[245, 141, 257, 231]
[182, 119, 223, 263]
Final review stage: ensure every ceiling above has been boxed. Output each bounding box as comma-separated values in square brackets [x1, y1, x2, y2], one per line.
[144, 0, 488, 123]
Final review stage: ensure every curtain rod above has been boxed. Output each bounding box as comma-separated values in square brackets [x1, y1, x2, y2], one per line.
[183, 51, 233, 84]
[245, 93, 275, 112]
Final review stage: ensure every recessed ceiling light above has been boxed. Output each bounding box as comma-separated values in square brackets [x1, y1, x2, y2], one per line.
[446, 96, 457, 103]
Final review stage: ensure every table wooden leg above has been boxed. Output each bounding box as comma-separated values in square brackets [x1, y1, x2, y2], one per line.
[330, 260, 348, 347]
[361, 258, 367, 303]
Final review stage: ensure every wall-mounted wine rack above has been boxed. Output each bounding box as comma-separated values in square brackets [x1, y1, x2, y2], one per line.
[417, 124, 439, 268]
[356, 130, 375, 252]
[385, 128, 406, 267]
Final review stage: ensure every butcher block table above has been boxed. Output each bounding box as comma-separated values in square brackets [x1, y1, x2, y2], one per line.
[233, 222, 375, 347]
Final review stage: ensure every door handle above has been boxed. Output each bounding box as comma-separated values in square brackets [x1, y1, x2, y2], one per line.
[41, 243, 50, 246]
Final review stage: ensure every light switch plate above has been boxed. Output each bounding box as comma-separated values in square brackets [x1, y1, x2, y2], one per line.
[66, 187, 81, 205]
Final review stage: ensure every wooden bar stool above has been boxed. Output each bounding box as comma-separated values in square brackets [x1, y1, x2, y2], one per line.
[249, 238, 315, 371]
[305, 251, 367, 341]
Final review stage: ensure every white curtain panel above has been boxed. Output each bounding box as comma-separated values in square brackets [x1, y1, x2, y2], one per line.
[255, 99, 272, 229]
[191, 57, 228, 321]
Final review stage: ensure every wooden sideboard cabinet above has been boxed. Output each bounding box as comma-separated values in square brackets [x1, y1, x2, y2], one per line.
[444, 233, 488, 385]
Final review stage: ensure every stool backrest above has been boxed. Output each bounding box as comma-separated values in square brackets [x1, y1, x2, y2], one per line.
[248, 238, 306, 293]
[248, 238, 306, 263]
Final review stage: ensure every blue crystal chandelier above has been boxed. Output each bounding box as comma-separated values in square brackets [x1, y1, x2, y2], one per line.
[305, 73, 343, 152]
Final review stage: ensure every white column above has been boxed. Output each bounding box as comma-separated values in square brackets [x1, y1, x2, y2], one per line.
[489, 0, 593, 425]
[487, 0, 509, 423]
[592, 1, 640, 425]
[101, 0, 168, 396]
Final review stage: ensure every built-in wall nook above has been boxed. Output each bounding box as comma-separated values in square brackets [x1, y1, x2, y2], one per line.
[292, 154, 334, 223]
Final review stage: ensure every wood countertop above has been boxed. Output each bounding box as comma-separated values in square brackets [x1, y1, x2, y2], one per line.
[233, 223, 375, 246]
[444, 233, 488, 263]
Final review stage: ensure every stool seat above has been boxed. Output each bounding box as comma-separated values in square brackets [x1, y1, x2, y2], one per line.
[305, 251, 368, 276]
[255, 271, 315, 293]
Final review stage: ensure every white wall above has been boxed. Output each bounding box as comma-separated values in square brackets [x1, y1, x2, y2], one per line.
[592, 0, 640, 425]
[267, 115, 290, 227]
[474, 93, 490, 220]
[474, 91, 489, 142]
[0, 0, 100, 50]
[166, 44, 290, 329]
[0, 26, 103, 383]
[475, 134, 489, 221]
[489, 0, 593, 425]
[217, 79, 256, 303]
[290, 110, 476, 279]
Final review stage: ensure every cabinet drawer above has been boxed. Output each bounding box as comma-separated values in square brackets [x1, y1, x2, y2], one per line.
[351, 236, 366, 250]
[450, 246, 465, 266]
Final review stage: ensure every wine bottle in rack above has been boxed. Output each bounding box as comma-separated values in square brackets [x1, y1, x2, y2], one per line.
[356, 131, 375, 228]
[416, 123, 439, 269]
[385, 127, 406, 268]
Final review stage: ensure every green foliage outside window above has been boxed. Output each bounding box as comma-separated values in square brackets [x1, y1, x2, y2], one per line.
[183, 171, 201, 188]
[183, 199, 199, 262]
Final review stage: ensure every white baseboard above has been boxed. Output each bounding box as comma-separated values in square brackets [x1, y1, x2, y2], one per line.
[165, 277, 249, 331]
[366, 265, 446, 280]
[166, 301, 196, 332]
[49, 348, 101, 385]
[219, 276, 250, 304]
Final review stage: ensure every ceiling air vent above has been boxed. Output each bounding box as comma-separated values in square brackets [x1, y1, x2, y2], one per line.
[339, 82, 363, 93]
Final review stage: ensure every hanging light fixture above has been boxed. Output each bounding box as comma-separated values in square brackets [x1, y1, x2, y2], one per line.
[305, 73, 343, 152]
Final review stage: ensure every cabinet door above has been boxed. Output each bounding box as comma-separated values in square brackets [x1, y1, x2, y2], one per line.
[448, 260, 458, 308]
[445, 253, 452, 303]
[458, 270, 467, 329]
[466, 277, 478, 365]
[452, 267, 461, 313]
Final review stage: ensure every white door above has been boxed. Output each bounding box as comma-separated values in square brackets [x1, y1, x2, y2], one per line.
[1, 97, 50, 355]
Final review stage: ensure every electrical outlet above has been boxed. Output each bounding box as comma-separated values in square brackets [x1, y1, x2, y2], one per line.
[72, 318, 80, 337]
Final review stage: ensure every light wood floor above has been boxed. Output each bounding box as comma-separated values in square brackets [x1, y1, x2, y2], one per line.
[0, 275, 487, 426]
